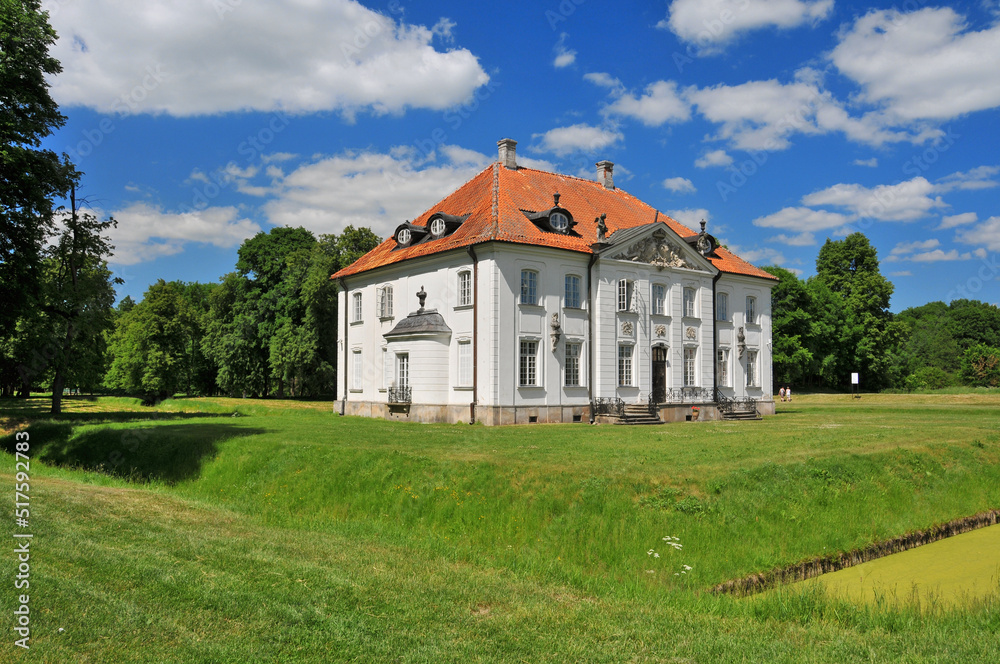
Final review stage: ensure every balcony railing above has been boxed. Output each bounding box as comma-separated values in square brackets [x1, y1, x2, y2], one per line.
[593, 397, 625, 417]
[387, 386, 412, 404]
[714, 388, 758, 416]
[661, 387, 714, 403]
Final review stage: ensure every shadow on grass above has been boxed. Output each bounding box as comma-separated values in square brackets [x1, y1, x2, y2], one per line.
[2, 420, 267, 484]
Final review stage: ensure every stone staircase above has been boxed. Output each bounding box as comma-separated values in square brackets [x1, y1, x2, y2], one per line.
[617, 403, 662, 425]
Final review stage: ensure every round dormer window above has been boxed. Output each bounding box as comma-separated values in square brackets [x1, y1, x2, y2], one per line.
[550, 211, 569, 231]
[430, 218, 446, 237]
[397, 228, 411, 245]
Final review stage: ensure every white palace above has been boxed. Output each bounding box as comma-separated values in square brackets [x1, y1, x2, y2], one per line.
[333, 139, 777, 425]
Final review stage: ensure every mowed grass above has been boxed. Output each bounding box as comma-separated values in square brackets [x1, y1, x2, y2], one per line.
[1, 392, 999, 662]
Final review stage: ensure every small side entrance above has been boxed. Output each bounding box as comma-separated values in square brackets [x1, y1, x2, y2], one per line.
[651, 346, 667, 403]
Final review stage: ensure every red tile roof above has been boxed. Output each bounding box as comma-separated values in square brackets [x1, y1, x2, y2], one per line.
[332, 163, 777, 281]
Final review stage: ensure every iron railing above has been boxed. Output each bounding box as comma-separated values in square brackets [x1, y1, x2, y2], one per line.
[714, 388, 758, 416]
[659, 387, 715, 404]
[387, 386, 412, 404]
[593, 397, 625, 417]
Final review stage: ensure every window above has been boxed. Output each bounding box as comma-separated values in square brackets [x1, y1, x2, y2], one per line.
[397, 228, 411, 245]
[394, 353, 409, 390]
[717, 348, 730, 387]
[683, 287, 696, 317]
[520, 270, 538, 305]
[353, 292, 363, 322]
[458, 341, 473, 387]
[550, 211, 569, 231]
[377, 286, 393, 318]
[430, 218, 446, 237]
[617, 279, 634, 312]
[565, 275, 581, 308]
[746, 350, 758, 387]
[717, 293, 728, 322]
[519, 340, 538, 386]
[565, 343, 581, 386]
[684, 347, 697, 387]
[746, 296, 757, 324]
[618, 344, 633, 386]
[352, 350, 363, 390]
[458, 271, 472, 306]
[652, 284, 666, 316]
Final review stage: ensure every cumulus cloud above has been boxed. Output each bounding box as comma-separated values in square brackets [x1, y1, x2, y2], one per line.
[890, 239, 941, 255]
[831, 7, 1000, 121]
[661, 0, 833, 51]
[532, 124, 623, 157]
[261, 145, 491, 238]
[48, 0, 489, 117]
[553, 33, 577, 68]
[770, 232, 817, 246]
[662, 177, 696, 193]
[801, 177, 947, 222]
[104, 203, 261, 265]
[584, 72, 623, 90]
[695, 150, 734, 168]
[934, 166, 1000, 193]
[602, 81, 690, 126]
[956, 216, 1000, 252]
[854, 157, 878, 167]
[665, 208, 710, 230]
[752, 207, 856, 232]
[938, 212, 978, 229]
[724, 243, 787, 266]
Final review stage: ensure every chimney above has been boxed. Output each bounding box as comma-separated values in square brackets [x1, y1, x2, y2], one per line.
[596, 160, 614, 189]
[497, 138, 517, 169]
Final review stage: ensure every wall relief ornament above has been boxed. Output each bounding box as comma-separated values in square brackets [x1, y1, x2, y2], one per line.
[611, 235, 698, 270]
[550, 314, 562, 351]
[685, 326, 697, 340]
[655, 324, 666, 338]
[621, 321, 634, 336]
[737, 326, 746, 358]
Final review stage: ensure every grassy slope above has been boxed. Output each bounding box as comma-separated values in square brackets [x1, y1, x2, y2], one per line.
[1, 393, 999, 662]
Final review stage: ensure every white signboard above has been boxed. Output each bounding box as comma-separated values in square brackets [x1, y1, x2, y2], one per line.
[851, 373, 859, 385]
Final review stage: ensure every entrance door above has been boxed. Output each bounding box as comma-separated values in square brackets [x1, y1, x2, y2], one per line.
[651, 346, 667, 403]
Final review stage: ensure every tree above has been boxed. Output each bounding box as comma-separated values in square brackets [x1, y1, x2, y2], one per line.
[762, 265, 814, 386]
[1, 0, 78, 338]
[959, 344, 1000, 388]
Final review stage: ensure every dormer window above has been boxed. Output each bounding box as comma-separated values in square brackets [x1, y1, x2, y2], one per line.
[521, 193, 579, 236]
[550, 211, 569, 231]
[392, 212, 468, 250]
[397, 228, 411, 245]
[430, 218, 446, 237]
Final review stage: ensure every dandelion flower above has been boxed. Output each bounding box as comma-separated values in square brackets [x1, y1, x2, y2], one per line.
[654, 552, 660, 558]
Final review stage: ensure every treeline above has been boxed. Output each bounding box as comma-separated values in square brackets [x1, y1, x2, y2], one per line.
[766, 233, 1000, 391]
[0, 226, 379, 402]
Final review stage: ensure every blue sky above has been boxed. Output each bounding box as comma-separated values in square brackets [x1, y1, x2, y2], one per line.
[40, 0, 1000, 311]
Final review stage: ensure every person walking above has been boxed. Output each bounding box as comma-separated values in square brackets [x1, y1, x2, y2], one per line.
[785, 386, 792, 402]
[779, 386, 786, 402]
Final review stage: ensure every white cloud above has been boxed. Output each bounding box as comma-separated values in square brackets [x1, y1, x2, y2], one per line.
[938, 212, 978, 229]
[662, 0, 833, 51]
[752, 207, 856, 232]
[695, 150, 733, 168]
[516, 156, 559, 173]
[49, 0, 489, 117]
[890, 271, 913, 277]
[553, 33, 577, 68]
[431, 17, 457, 42]
[910, 249, 973, 262]
[831, 8, 1000, 121]
[584, 72, 623, 90]
[935, 166, 1000, 193]
[890, 239, 940, 255]
[665, 208, 710, 229]
[854, 157, 878, 167]
[261, 145, 490, 238]
[106, 203, 261, 265]
[662, 177, 696, 194]
[724, 244, 787, 265]
[532, 124, 623, 157]
[956, 216, 1000, 252]
[770, 232, 817, 246]
[602, 81, 690, 126]
[802, 177, 946, 222]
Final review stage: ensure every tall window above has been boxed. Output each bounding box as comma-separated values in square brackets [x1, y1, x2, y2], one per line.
[746, 350, 758, 387]
[520, 270, 538, 305]
[458, 271, 472, 306]
[396, 353, 409, 389]
[683, 287, 696, 317]
[458, 341, 473, 386]
[618, 344, 633, 386]
[717, 348, 730, 387]
[652, 284, 666, 315]
[353, 292, 363, 322]
[746, 296, 757, 324]
[716, 293, 728, 322]
[684, 348, 697, 387]
[352, 350, 363, 389]
[565, 275, 581, 308]
[617, 279, 633, 311]
[378, 286, 393, 318]
[565, 343, 581, 386]
[519, 340, 538, 386]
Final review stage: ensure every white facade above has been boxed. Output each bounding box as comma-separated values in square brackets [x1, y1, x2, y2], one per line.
[336, 221, 774, 425]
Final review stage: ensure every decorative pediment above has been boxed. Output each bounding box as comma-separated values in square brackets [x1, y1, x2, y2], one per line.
[610, 229, 706, 271]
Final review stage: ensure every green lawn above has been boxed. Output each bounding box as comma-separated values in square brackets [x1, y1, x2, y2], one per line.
[1, 392, 999, 662]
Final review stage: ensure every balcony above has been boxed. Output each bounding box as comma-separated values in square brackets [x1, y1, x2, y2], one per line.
[387, 386, 412, 404]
